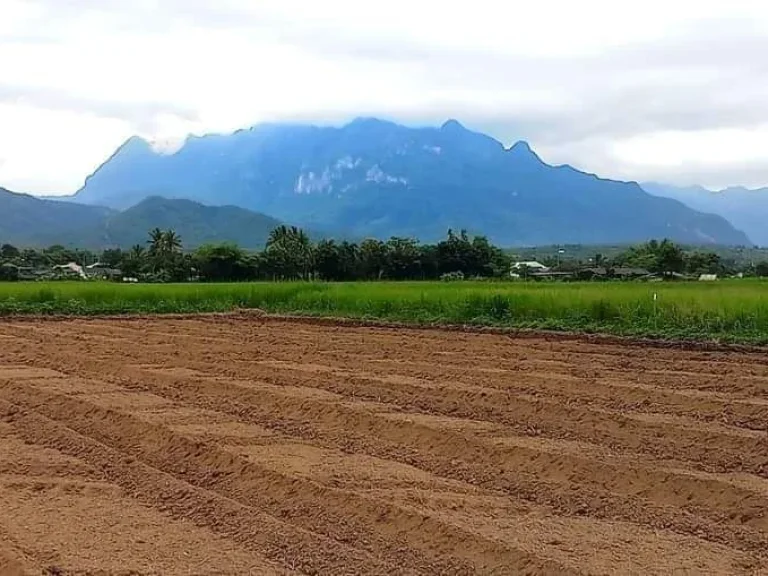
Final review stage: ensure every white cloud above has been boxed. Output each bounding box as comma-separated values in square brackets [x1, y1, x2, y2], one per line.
[1, 0, 768, 194]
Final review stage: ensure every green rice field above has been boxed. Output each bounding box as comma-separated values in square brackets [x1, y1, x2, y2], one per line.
[1, 280, 768, 343]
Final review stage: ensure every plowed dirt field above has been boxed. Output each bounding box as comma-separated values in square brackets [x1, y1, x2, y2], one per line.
[1, 316, 768, 575]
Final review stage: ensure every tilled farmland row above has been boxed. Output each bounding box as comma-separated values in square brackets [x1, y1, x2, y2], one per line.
[1, 317, 767, 575]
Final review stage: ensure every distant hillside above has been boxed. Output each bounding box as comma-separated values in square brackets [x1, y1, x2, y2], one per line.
[100, 196, 283, 249]
[643, 183, 768, 246]
[0, 187, 113, 247]
[0, 190, 283, 249]
[65, 118, 751, 246]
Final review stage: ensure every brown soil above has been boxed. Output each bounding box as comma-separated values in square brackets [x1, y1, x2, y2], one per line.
[1, 316, 767, 575]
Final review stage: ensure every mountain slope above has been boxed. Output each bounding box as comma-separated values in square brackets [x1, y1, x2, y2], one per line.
[69, 119, 750, 246]
[100, 196, 283, 249]
[0, 190, 283, 249]
[0, 187, 114, 247]
[643, 183, 768, 246]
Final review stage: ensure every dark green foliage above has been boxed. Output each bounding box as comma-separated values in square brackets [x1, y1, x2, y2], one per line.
[1, 244, 20, 260]
[100, 248, 124, 268]
[264, 225, 314, 280]
[0, 263, 18, 281]
[314, 240, 360, 281]
[613, 239, 702, 275]
[686, 251, 722, 275]
[194, 243, 255, 281]
[382, 237, 422, 280]
[359, 239, 387, 280]
[755, 262, 768, 277]
[4, 227, 764, 286]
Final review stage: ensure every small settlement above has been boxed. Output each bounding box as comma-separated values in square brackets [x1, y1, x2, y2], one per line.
[510, 261, 716, 281]
[14, 262, 123, 282]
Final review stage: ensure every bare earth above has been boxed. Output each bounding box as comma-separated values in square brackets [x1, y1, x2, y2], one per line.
[1, 317, 767, 575]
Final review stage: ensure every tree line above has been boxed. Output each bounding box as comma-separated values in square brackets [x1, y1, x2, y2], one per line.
[2, 227, 768, 282]
[0, 227, 508, 282]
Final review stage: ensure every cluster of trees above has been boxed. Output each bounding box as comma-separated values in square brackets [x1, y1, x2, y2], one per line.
[526, 239, 768, 277]
[0, 227, 509, 282]
[610, 240, 726, 276]
[3, 230, 768, 283]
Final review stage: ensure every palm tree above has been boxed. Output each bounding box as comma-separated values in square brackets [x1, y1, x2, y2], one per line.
[265, 225, 313, 280]
[164, 230, 182, 253]
[267, 225, 290, 248]
[147, 228, 164, 255]
[129, 244, 145, 260]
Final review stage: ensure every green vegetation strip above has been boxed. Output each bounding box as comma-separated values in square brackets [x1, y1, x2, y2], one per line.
[2, 280, 768, 343]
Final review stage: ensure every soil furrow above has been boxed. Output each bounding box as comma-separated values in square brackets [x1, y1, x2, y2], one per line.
[0, 384, 576, 576]
[38, 364, 767, 557]
[3, 316, 768, 575]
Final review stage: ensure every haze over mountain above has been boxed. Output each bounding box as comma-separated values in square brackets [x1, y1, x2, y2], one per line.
[0, 188, 282, 249]
[642, 183, 768, 246]
[60, 118, 749, 246]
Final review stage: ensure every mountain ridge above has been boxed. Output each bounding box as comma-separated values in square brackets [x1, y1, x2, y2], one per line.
[61, 118, 750, 246]
[0, 186, 115, 247]
[642, 182, 767, 246]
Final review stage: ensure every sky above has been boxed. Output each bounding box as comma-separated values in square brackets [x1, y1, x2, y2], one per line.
[1, 0, 768, 195]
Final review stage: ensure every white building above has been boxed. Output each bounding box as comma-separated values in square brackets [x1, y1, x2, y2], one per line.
[511, 261, 550, 271]
[510, 261, 551, 278]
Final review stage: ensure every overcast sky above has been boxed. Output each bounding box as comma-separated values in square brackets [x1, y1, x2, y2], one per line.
[2, 0, 768, 194]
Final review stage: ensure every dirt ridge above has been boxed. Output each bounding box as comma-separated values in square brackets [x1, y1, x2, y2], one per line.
[1, 317, 767, 575]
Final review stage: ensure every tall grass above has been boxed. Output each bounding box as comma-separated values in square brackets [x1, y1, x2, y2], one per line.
[1, 280, 768, 342]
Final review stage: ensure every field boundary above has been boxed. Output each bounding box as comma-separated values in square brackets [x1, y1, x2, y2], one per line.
[3, 309, 768, 355]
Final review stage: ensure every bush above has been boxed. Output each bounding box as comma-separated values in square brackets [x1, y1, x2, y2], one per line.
[0, 263, 19, 282]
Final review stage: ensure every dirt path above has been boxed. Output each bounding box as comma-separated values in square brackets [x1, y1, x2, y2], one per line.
[1, 316, 767, 575]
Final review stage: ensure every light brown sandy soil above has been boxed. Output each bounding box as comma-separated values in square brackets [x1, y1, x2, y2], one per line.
[1, 316, 768, 575]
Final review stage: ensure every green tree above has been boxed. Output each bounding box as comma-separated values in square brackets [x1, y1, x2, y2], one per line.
[165, 230, 183, 253]
[265, 225, 313, 280]
[656, 239, 685, 275]
[100, 248, 124, 268]
[314, 239, 343, 281]
[615, 239, 685, 275]
[119, 245, 146, 278]
[594, 253, 605, 267]
[146, 229, 185, 279]
[194, 243, 250, 281]
[419, 244, 439, 279]
[359, 238, 387, 280]
[471, 235, 508, 277]
[436, 229, 474, 276]
[1, 244, 20, 261]
[686, 251, 721, 275]
[147, 228, 165, 256]
[755, 262, 768, 277]
[43, 245, 78, 265]
[383, 237, 421, 280]
[0, 262, 19, 281]
[20, 248, 45, 268]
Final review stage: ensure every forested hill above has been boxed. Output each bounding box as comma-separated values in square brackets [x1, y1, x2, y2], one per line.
[0, 189, 282, 249]
[0, 187, 113, 247]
